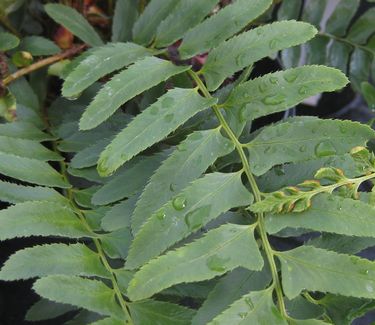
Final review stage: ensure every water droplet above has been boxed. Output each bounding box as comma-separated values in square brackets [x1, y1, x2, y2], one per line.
[172, 196, 186, 210]
[184, 206, 211, 231]
[238, 312, 247, 319]
[169, 183, 175, 192]
[315, 141, 336, 158]
[245, 297, 254, 309]
[162, 97, 175, 107]
[235, 53, 248, 66]
[262, 94, 286, 105]
[299, 145, 307, 152]
[360, 269, 369, 275]
[284, 72, 298, 83]
[269, 39, 278, 49]
[366, 284, 374, 293]
[269, 76, 279, 84]
[299, 86, 309, 95]
[256, 28, 263, 36]
[164, 113, 174, 122]
[156, 210, 166, 220]
[206, 255, 230, 272]
[120, 153, 127, 160]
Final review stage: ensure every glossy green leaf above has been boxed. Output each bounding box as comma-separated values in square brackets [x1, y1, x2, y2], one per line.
[100, 228, 132, 259]
[0, 201, 92, 240]
[33, 275, 123, 319]
[88, 318, 123, 325]
[349, 48, 372, 91]
[257, 154, 361, 193]
[0, 180, 65, 204]
[62, 43, 151, 98]
[361, 81, 375, 110]
[347, 7, 375, 44]
[266, 194, 375, 238]
[207, 289, 287, 325]
[92, 153, 166, 205]
[132, 128, 234, 234]
[0, 243, 109, 280]
[307, 233, 375, 255]
[224, 66, 348, 121]
[70, 139, 111, 169]
[277, 246, 375, 299]
[127, 224, 263, 301]
[192, 267, 271, 325]
[246, 118, 375, 176]
[25, 299, 77, 322]
[154, 0, 219, 48]
[80, 57, 190, 130]
[179, 0, 272, 59]
[201, 21, 317, 91]
[0, 152, 70, 188]
[101, 196, 137, 232]
[44, 4, 103, 47]
[127, 172, 253, 269]
[112, 0, 138, 42]
[0, 135, 62, 161]
[132, 0, 180, 45]
[0, 32, 19, 51]
[97, 87, 216, 176]
[18, 36, 60, 56]
[319, 294, 375, 325]
[129, 300, 196, 325]
[0, 121, 55, 141]
[325, 0, 360, 36]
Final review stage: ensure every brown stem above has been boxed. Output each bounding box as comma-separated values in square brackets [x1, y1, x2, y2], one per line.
[2, 44, 87, 86]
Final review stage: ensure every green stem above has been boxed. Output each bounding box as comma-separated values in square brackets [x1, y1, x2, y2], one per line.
[49, 122, 134, 324]
[188, 69, 288, 318]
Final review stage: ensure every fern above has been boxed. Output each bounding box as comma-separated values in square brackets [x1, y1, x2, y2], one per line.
[0, 0, 375, 324]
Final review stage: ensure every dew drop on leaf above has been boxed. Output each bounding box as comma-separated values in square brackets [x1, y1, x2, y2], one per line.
[262, 94, 286, 105]
[245, 297, 254, 310]
[366, 284, 374, 293]
[169, 183, 175, 192]
[299, 145, 307, 152]
[269, 39, 277, 49]
[156, 210, 166, 220]
[172, 196, 186, 210]
[284, 72, 298, 83]
[314, 141, 336, 158]
[269, 76, 279, 85]
[162, 96, 175, 107]
[206, 254, 230, 272]
[238, 312, 247, 319]
[164, 113, 174, 122]
[299, 86, 309, 95]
